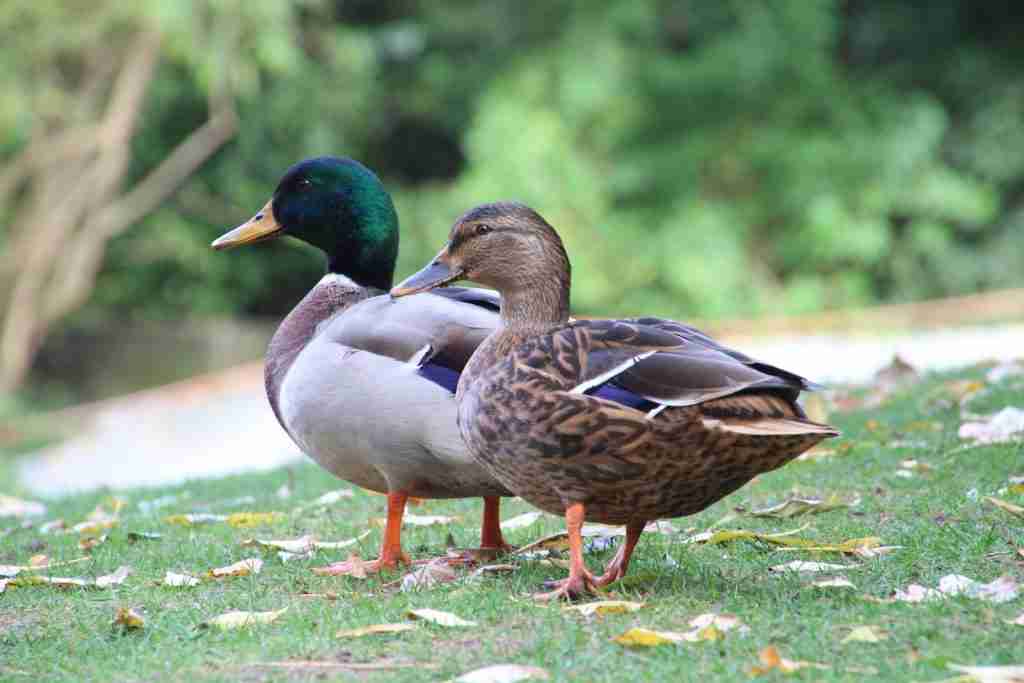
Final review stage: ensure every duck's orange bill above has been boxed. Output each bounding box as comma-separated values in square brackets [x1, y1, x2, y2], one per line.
[211, 198, 282, 250]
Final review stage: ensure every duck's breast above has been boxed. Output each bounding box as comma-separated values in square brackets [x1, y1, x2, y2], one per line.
[278, 335, 505, 498]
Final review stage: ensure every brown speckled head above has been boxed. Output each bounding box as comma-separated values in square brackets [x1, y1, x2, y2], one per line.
[393, 202, 572, 326]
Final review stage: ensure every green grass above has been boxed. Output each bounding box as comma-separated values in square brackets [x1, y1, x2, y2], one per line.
[1, 366, 1022, 682]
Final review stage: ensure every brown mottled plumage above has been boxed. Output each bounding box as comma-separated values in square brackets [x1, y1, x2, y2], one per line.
[392, 202, 839, 599]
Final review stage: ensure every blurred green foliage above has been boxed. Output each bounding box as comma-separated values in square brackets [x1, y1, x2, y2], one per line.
[4, 0, 1024, 326]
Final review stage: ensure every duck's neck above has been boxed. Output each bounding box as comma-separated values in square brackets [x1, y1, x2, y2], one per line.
[498, 267, 571, 331]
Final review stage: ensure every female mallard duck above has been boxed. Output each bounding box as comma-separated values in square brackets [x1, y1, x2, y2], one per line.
[211, 158, 514, 575]
[392, 202, 839, 599]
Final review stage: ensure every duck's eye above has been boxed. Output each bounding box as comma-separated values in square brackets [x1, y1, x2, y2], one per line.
[475, 224, 492, 236]
[296, 178, 312, 190]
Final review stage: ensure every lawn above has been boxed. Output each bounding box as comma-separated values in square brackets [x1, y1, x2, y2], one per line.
[1, 364, 1022, 682]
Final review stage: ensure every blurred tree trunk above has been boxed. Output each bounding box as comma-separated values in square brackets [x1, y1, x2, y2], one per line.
[0, 29, 237, 394]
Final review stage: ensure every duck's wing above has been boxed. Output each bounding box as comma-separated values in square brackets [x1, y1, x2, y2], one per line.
[321, 289, 499, 377]
[565, 319, 821, 409]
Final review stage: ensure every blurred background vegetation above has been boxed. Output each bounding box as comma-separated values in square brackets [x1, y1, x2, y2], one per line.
[2, 0, 1023, 404]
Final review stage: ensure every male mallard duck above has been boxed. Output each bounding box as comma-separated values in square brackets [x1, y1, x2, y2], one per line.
[211, 158, 513, 575]
[392, 202, 839, 599]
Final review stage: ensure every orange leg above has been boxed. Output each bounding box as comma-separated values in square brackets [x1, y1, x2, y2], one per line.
[479, 496, 514, 552]
[313, 491, 412, 576]
[533, 502, 596, 601]
[592, 520, 645, 587]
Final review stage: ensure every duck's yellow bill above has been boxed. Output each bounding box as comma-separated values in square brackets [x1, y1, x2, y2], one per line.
[211, 199, 282, 250]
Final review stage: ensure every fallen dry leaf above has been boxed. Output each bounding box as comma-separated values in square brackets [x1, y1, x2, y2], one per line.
[470, 564, 516, 579]
[501, 512, 544, 531]
[682, 525, 816, 548]
[947, 664, 1024, 683]
[315, 530, 373, 550]
[163, 571, 200, 587]
[0, 495, 46, 518]
[750, 645, 829, 675]
[208, 558, 263, 578]
[747, 495, 852, 518]
[809, 577, 856, 589]
[940, 574, 1019, 603]
[688, 613, 748, 635]
[311, 489, 354, 506]
[113, 607, 145, 630]
[894, 575, 1019, 603]
[251, 660, 422, 672]
[893, 584, 942, 603]
[564, 600, 645, 617]
[163, 513, 227, 526]
[79, 535, 108, 551]
[336, 623, 416, 638]
[243, 530, 372, 554]
[613, 627, 689, 646]
[985, 497, 1024, 519]
[406, 608, 476, 627]
[770, 561, 853, 574]
[68, 518, 119, 535]
[402, 514, 461, 527]
[203, 608, 287, 630]
[401, 561, 457, 592]
[0, 557, 89, 577]
[96, 566, 131, 588]
[451, 664, 550, 682]
[842, 625, 888, 643]
[613, 614, 746, 646]
[226, 512, 286, 528]
[960, 407, 1024, 444]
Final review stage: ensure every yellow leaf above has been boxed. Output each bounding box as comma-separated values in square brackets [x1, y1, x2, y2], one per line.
[69, 519, 119, 535]
[114, 607, 144, 630]
[226, 512, 286, 528]
[163, 513, 227, 526]
[985, 497, 1024, 519]
[336, 623, 416, 638]
[613, 627, 687, 647]
[204, 608, 287, 630]
[842, 625, 888, 643]
[208, 558, 263, 578]
[1010, 484, 1024, 495]
[696, 624, 724, 641]
[452, 664, 550, 682]
[564, 600, 645, 616]
[406, 608, 476, 627]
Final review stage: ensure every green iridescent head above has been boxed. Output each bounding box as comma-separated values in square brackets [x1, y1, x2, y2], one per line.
[212, 157, 399, 291]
